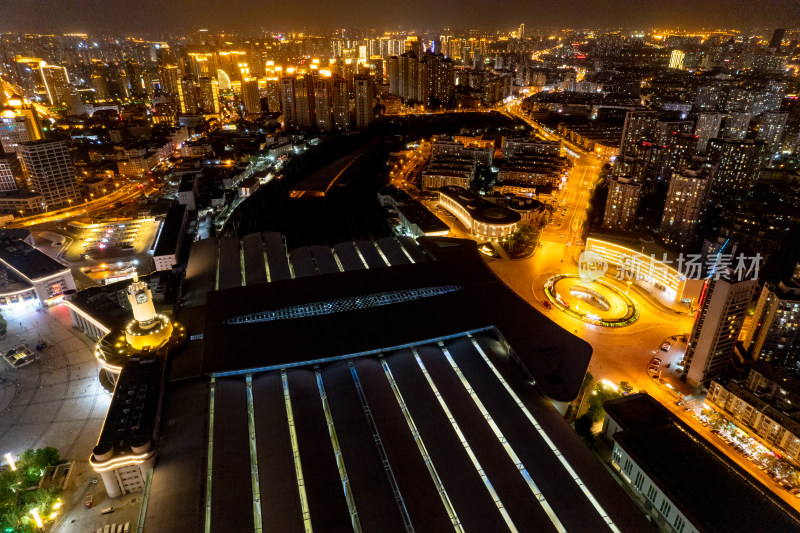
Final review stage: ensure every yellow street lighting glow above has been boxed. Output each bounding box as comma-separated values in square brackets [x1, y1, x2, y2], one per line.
[30, 509, 43, 528]
[5, 453, 15, 470]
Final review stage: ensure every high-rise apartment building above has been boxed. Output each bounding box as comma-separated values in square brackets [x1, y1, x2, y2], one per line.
[293, 77, 315, 131]
[332, 77, 350, 130]
[653, 120, 693, 146]
[18, 140, 80, 209]
[745, 282, 800, 372]
[603, 175, 641, 231]
[354, 78, 374, 129]
[723, 112, 752, 141]
[198, 77, 220, 115]
[707, 138, 764, 197]
[659, 165, 714, 249]
[280, 77, 297, 129]
[620, 111, 658, 156]
[241, 78, 261, 116]
[265, 78, 282, 113]
[757, 111, 788, 165]
[683, 277, 756, 386]
[313, 79, 332, 132]
[159, 65, 180, 95]
[694, 112, 723, 152]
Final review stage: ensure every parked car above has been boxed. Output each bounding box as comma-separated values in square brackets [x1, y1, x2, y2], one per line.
[660, 342, 672, 351]
[85, 495, 93, 509]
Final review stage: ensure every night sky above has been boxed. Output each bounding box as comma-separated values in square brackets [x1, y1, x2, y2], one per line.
[1, 0, 798, 33]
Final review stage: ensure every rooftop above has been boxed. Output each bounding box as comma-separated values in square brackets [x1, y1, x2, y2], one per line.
[0, 237, 69, 281]
[152, 204, 187, 259]
[200, 236, 588, 401]
[438, 186, 522, 226]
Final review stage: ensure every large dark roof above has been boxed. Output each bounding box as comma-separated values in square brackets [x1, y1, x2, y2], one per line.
[153, 203, 186, 258]
[607, 394, 800, 533]
[201, 237, 591, 401]
[0, 237, 69, 281]
[195, 335, 650, 532]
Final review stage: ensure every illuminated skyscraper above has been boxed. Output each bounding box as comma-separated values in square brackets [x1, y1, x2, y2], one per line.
[603, 175, 641, 231]
[198, 77, 220, 115]
[0, 97, 44, 154]
[387, 56, 400, 95]
[659, 166, 714, 249]
[668, 50, 685, 70]
[18, 140, 80, 209]
[40, 64, 71, 106]
[177, 77, 198, 114]
[683, 277, 756, 386]
[354, 78, 374, 129]
[313, 79, 332, 132]
[159, 65, 180, 95]
[518, 23, 525, 40]
[620, 111, 657, 156]
[241, 78, 261, 116]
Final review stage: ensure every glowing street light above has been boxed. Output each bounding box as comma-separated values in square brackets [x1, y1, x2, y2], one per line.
[4, 453, 15, 470]
[30, 508, 43, 528]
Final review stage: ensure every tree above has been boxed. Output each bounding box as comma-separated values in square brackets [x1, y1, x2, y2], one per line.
[574, 414, 596, 448]
[619, 381, 633, 394]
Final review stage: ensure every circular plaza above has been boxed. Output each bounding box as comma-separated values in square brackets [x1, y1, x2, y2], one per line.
[544, 274, 638, 327]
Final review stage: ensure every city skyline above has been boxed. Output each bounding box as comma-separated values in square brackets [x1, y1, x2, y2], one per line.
[1, 0, 799, 34]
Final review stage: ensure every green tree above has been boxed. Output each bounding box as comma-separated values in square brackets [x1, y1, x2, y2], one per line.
[0, 309, 6, 336]
[619, 381, 633, 394]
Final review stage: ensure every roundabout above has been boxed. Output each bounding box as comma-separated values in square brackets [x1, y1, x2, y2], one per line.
[544, 274, 638, 327]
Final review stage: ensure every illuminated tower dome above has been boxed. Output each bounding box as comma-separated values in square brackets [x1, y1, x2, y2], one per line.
[95, 276, 185, 390]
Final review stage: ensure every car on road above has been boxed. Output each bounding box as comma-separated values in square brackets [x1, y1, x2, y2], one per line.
[542, 301, 552, 310]
[648, 366, 659, 374]
[660, 342, 672, 351]
[651, 358, 662, 365]
[85, 495, 93, 508]
[101, 507, 115, 515]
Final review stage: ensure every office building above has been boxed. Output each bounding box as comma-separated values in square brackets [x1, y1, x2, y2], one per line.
[18, 140, 80, 209]
[745, 281, 800, 371]
[241, 78, 261, 116]
[354, 78, 374, 129]
[769, 28, 786, 50]
[198, 76, 220, 115]
[603, 176, 641, 231]
[40, 64, 71, 106]
[620, 111, 657, 156]
[694, 112, 723, 152]
[668, 50, 685, 70]
[177, 77, 198, 114]
[682, 276, 756, 386]
[659, 166, 714, 250]
[0, 152, 22, 192]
